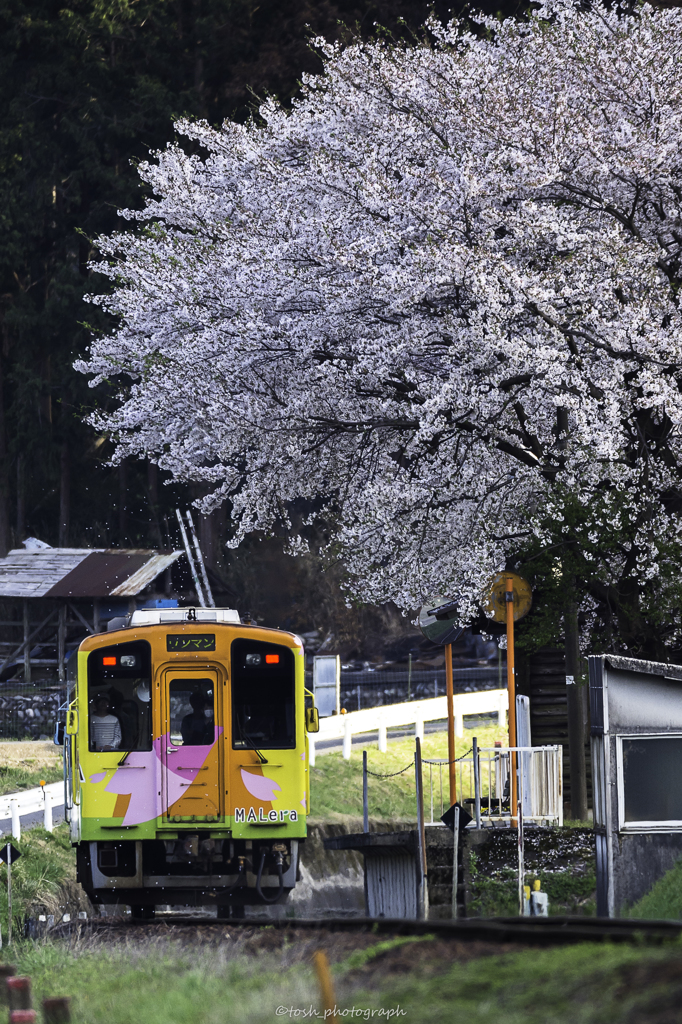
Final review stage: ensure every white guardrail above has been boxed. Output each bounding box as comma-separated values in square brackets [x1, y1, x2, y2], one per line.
[309, 688, 509, 765]
[0, 782, 62, 840]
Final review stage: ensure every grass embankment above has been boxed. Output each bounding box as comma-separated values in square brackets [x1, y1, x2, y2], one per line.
[309, 721, 507, 822]
[628, 858, 682, 920]
[4, 930, 682, 1023]
[0, 741, 62, 795]
[0, 823, 83, 934]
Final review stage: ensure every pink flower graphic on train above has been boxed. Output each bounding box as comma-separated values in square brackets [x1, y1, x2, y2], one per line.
[102, 728, 222, 826]
[240, 769, 281, 802]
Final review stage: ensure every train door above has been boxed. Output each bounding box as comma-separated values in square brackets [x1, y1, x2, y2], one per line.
[160, 670, 222, 823]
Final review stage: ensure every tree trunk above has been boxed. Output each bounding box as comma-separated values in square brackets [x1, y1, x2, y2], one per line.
[565, 597, 589, 821]
[0, 355, 11, 556]
[16, 453, 25, 544]
[146, 461, 163, 548]
[118, 460, 127, 543]
[198, 510, 217, 572]
[197, 501, 227, 576]
[59, 441, 70, 546]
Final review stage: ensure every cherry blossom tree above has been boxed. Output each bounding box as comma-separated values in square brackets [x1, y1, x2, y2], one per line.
[80, 0, 682, 661]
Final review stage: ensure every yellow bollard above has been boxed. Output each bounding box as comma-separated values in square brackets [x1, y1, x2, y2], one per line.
[523, 884, 531, 916]
[313, 950, 336, 1019]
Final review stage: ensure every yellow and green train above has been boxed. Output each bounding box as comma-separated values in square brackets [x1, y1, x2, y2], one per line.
[62, 608, 319, 918]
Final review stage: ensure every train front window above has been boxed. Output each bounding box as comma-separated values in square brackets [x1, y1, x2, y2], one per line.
[231, 639, 295, 750]
[87, 640, 152, 752]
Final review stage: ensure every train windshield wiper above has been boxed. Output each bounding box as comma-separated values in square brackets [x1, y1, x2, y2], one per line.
[237, 715, 268, 764]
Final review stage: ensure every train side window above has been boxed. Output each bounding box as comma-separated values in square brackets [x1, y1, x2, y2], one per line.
[87, 640, 152, 752]
[231, 639, 295, 750]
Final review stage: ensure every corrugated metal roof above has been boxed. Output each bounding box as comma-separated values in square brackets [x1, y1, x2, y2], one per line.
[47, 553, 150, 597]
[0, 547, 183, 598]
[110, 552, 184, 597]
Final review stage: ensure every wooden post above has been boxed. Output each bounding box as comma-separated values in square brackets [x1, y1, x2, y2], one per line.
[22, 600, 30, 685]
[7, 977, 32, 1011]
[57, 605, 66, 682]
[7, 843, 12, 944]
[517, 762, 525, 915]
[473, 736, 481, 828]
[313, 951, 336, 1019]
[506, 577, 518, 823]
[0, 966, 16, 1003]
[362, 750, 369, 833]
[445, 643, 456, 806]
[43, 997, 72, 1024]
[565, 595, 588, 821]
[451, 805, 460, 919]
[415, 737, 428, 920]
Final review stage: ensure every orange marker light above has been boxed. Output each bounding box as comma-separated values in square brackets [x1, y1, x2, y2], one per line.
[102, 656, 116, 666]
[265, 654, 280, 664]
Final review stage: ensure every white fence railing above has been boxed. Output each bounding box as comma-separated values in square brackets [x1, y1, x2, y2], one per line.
[422, 746, 563, 827]
[309, 689, 509, 765]
[0, 782, 62, 839]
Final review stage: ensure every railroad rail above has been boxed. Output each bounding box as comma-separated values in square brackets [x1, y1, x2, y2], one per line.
[50, 914, 682, 947]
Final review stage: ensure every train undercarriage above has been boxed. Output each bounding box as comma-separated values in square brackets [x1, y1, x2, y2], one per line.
[76, 835, 300, 919]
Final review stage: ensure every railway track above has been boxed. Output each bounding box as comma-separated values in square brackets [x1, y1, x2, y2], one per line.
[53, 914, 682, 947]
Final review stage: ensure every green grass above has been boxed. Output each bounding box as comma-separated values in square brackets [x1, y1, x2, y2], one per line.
[0, 763, 63, 796]
[467, 861, 596, 917]
[0, 823, 79, 935]
[309, 723, 507, 822]
[357, 940, 682, 1024]
[3, 933, 682, 1023]
[0, 741, 63, 796]
[627, 857, 682, 920]
[467, 829, 597, 917]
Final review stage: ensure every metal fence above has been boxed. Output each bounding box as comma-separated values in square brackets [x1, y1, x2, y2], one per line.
[306, 666, 503, 713]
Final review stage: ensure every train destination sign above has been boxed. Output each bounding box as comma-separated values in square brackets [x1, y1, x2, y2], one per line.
[166, 633, 216, 652]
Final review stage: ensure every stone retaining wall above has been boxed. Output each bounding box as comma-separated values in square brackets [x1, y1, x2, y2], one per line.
[0, 689, 63, 740]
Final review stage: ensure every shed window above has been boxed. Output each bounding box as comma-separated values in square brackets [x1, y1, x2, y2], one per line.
[622, 737, 682, 823]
